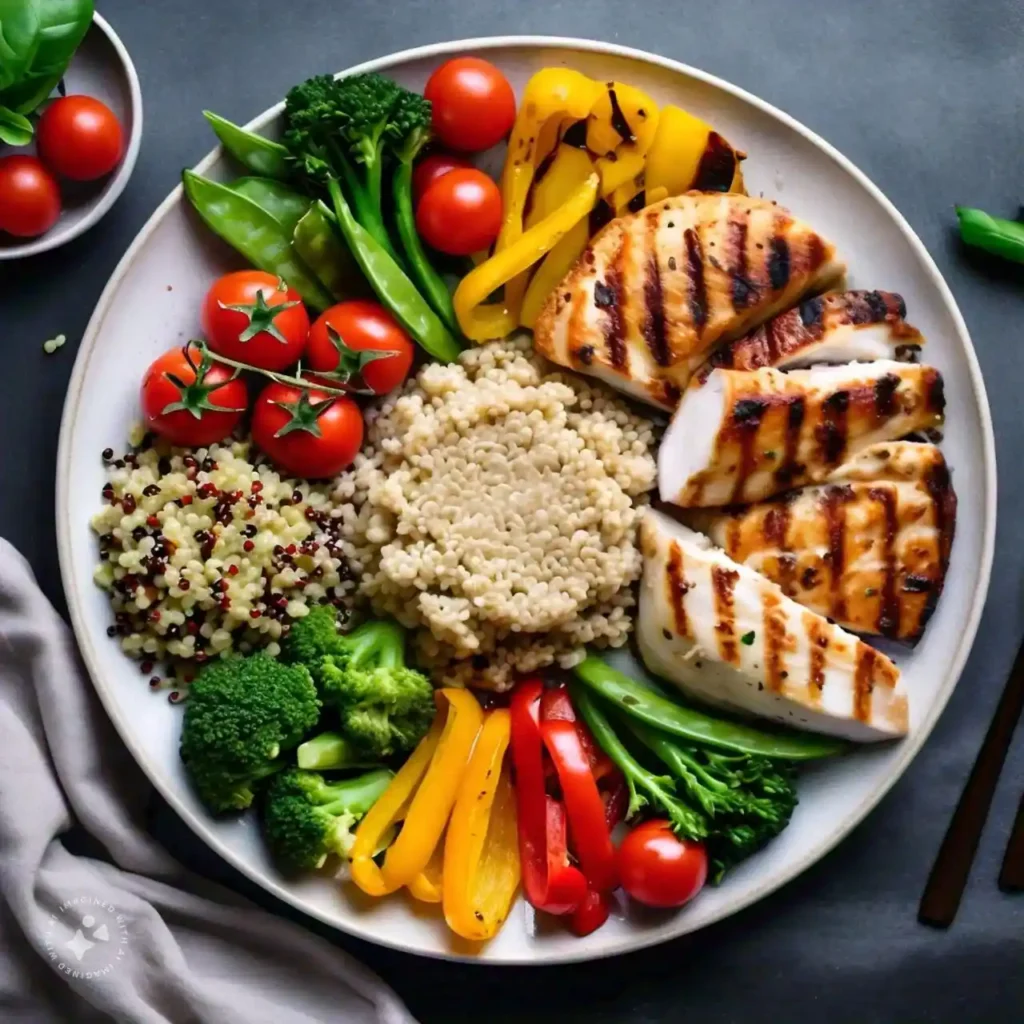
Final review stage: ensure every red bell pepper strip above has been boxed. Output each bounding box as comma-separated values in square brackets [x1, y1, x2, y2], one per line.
[510, 679, 588, 915]
[569, 886, 611, 937]
[603, 776, 629, 831]
[541, 716, 619, 893]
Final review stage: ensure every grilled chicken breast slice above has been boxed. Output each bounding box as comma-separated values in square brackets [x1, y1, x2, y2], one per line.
[659, 360, 946, 507]
[534, 192, 846, 409]
[693, 442, 956, 641]
[689, 289, 924, 388]
[638, 509, 907, 742]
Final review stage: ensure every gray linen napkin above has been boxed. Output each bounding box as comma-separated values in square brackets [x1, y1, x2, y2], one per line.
[0, 540, 417, 1024]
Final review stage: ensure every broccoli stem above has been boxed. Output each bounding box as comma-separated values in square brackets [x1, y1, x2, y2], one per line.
[315, 768, 395, 818]
[297, 731, 379, 771]
[341, 619, 406, 670]
[392, 157, 460, 335]
[571, 684, 707, 840]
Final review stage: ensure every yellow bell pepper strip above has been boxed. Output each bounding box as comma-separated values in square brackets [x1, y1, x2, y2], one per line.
[379, 688, 484, 890]
[645, 104, 746, 198]
[586, 82, 659, 196]
[407, 834, 445, 903]
[454, 173, 600, 341]
[349, 711, 445, 897]
[443, 709, 520, 942]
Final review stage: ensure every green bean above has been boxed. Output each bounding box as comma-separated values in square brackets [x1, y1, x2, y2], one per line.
[182, 170, 333, 311]
[326, 178, 462, 362]
[391, 161, 459, 335]
[956, 206, 1024, 265]
[293, 202, 367, 302]
[572, 655, 846, 761]
[203, 110, 290, 180]
[230, 177, 310, 235]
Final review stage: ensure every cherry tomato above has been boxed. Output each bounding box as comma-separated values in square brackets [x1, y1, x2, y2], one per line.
[416, 168, 502, 256]
[37, 96, 124, 181]
[617, 821, 708, 909]
[251, 382, 363, 479]
[0, 156, 61, 238]
[305, 300, 414, 396]
[412, 152, 474, 206]
[140, 344, 248, 448]
[424, 57, 516, 152]
[202, 271, 310, 373]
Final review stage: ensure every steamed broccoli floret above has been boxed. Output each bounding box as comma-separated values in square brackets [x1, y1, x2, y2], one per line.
[319, 619, 435, 759]
[389, 90, 432, 164]
[296, 730, 378, 771]
[624, 719, 798, 882]
[280, 604, 346, 683]
[179, 654, 321, 814]
[262, 767, 393, 873]
[284, 72, 402, 258]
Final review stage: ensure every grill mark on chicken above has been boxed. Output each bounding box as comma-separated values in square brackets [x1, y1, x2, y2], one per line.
[798, 296, 824, 328]
[642, 211, 670, 366]
[762, 504, 796, 595]
[768, 235, 791, 291]
[818, 390, 850, 465]
[693, 132, 737, 192]
[873, 373, 901, 418]
[711, 565, 740, 664]
[870, 485, 901, 637]
[595, 237, 626, 370]
[924, 368, 946, 415]
[775, 396, 806, 488]
[729, 217, 759, 311]
[822, 485, 853, 622]
[763, 590, 787, 692]
[729, 397, 767, 503]
[567, 284, 591, 369]
[665, 541, 691, 638]
[853, 643, 877, 723]
[920, 457, 958, 633]
[683, 227, 708, 334]
[806, 613, 828, 695]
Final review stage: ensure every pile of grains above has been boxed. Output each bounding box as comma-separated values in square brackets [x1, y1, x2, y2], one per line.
[333, 338, 658, 690]
[91, 433, 353, 681]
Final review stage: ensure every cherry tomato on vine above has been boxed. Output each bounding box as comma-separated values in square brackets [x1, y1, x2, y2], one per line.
[412, 152, 474, 206]
[416, 168, 502, 256]
[424, 57, 516, 152]
[37, 96, 124, 181]
[251, 382, 364, 479]
[305, 300, 414, 396]
[617, 821, 708, 909]
[202, 271, 310, 373]
[140, 344, 248, 447]
[0, 156, 61, 238]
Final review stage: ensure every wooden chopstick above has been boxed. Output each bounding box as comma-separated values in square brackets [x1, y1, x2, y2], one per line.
[998, 791, 1024, 892]
[918, 631, 1024, 927]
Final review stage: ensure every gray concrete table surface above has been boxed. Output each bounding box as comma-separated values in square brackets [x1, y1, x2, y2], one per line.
[4, 0, 1024, 1020]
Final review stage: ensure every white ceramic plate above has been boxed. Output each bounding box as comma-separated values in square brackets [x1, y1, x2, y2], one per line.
[56, 37, 996, 964]
[0, 12, 143, 260]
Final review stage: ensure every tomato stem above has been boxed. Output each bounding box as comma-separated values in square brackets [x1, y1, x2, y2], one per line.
[193, 340, 351, 397]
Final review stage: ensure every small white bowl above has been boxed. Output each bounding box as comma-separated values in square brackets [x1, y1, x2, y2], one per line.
[0, 11, 143, 260]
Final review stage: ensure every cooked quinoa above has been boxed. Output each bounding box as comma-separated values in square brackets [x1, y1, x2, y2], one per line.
[91, 433, 354, 675]
[333, 338, 658, 690]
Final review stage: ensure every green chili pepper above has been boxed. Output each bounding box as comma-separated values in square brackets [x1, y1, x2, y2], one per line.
[573, 655, 846, 761]
[204, 111, 290, 180]
[391, 162, 459, 336]
[325, 178, 462, 362]
[230, 177, 310, 235]
[956, 206, 1024, 265]
[293, 202, 367, 302]
[182, 170, 332, 310]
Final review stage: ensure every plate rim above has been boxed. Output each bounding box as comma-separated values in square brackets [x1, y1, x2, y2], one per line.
[0, 11, 145, 261]
[55, 34, 997, 965]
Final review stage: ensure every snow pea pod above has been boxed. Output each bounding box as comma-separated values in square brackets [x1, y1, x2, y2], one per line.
[182, 170, 332, 311]
[230, 177, 310, 235]
[572, 655, 846, 761]
[325, 178, 462, 362]
[293, 202, 366, 302]
[203, 111, 290, 180]
[956, 206, 1024, 265]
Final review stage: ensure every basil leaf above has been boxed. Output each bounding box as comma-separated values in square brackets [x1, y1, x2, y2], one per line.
[0, 0, 93, 114]
[0, 0, 42, 91]
[0, 103, 33, 145]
